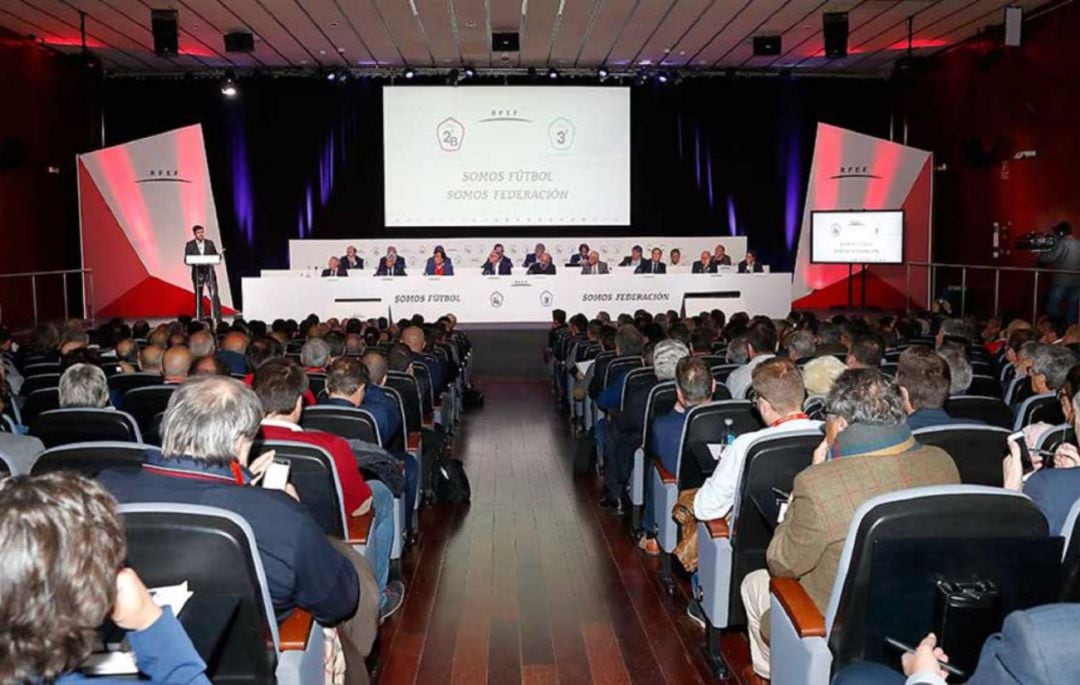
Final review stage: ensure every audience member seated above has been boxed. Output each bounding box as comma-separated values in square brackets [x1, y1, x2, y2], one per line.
[522, 242, 546, 268]
[253, 358, 402, 621]
[1004, 394, 1080, 535]
[58, 363, 110, 409]
[219, 331, 249, 375]
[580, 250, 609, 274]
[481, 248, 512, 275]
[738, 369, 960, 680]
[935, 317, 971, 349]
[99, 376, 380, 683]
[619, 245, 644, 270]
[340, 245, 364, 271]
[188, 330, 216, 358]
[598, 325, 646, 514]
[162, 346, 193, 384]
[938, 341, 973, 395]
[896, 346, 977, 430]
[424, 246, 454, 276]
[321, 257, 343, 277]
[635, 247, 667, 274]
[815, 322, 847, 357]
[738, 249, 764, 273]
[0, 472, 210, 684]
[651, 356, 715, 476]
[846, 333, 884, 370]
[526, 252, 557, 275]
[692, 251, 715, 274]
[376, 248, 406, 276]
[1029, 344, 1078, 396]
[301, 339, 331, 376]
[726, 319, 777, 399]
[139, 344, 164, 375]
[359, 351, 404, 443]
[786, 330, 817, 365]
[191, 354, 229, 377]
[568, 243, 590, 266]
[713, 244, 732, 266]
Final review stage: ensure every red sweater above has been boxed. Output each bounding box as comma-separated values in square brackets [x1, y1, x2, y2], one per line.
[257, 422, 372, 514]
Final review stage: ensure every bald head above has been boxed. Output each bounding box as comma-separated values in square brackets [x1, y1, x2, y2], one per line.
[140, 345, 164, 373]
[401, 326, 425, 354]
[115, 338, 137, 363]
[163, 346, 194, 381]
[361, 351, 388, 386]
[189, 330, 216, 357]
[223, 331, 249, 353]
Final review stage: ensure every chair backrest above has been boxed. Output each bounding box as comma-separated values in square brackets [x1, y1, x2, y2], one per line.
[804, 396, 827, 421]
[728, 429, 824, 627]
[307, 372, 327, 399]
[825, 486, 1059, 675]
[29, 408, 142, 449]
[379, 385, 408, 452]
[20, 373, 60, 396]
[617, 367, 658, 435]
[1061, 497, 1080, 602]
[912, 424, 1011, 486]
[712, 383, 732, 401]
[604, 355, 643, 389]
[697, 355, 726, 368]
[1013, 392, 1065, 431]
[1036, 423, 1076, 455]
[586, 350, 616, 397]
[31, 441, 154, 477]
[23, 362, 61, 376]
[966, 374, 1001, 398]
[641, 381, 677, 454]
[122, 385, 177, 434]
[301, 405, 382, 447]
[711, 364, 740, 383]
[107, 372, 164, 397]
[250, 439, 347, 539]
[409, 363, 435, 413]
[1005, 375, 1035, 407]
[944, 395, 1013, 430]
[20, 387, 60, 425]
[676, 400, 763, 490]
[121, 503, 279, 681]
[0, 450, 12, 477]
[385, 373, 422, 433]
[0, 413, 17, 433]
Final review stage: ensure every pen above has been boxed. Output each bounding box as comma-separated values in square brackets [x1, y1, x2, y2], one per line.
[884, 637, 966, 678]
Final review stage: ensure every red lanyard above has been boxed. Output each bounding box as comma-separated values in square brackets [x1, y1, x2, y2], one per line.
[770, 412, 809, 428]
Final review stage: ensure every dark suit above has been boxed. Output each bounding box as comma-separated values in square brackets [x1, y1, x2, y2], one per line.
[738, 260, 764, 273]
[424, 257, 454, 276]
[635, 260, 667, 274]
[714, 254, 733, 266]
[340, 255, 364, 271]
[527, 262, 556, 275]
[692, 260, 717, 274]
[1023, 468, 1080, 535]
[482, 258, 513, 275]
[321, 268, 343, 278]
[523, 253, 543, 268]
[376, 258, 406, 276]
[569, 253, 588, 266]
[619, 256, 643, 268]
[184, 238, 222, 321]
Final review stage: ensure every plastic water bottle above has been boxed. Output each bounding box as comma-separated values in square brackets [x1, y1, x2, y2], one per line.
[723, 418, 736, 445]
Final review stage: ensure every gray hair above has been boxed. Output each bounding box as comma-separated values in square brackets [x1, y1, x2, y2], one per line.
[788, 331, 817, 360]
[614, 324, 644, 357]
[161, 376, 262, 466]
[826, 368, 906, 426]
[937, 344, 972, 395]
[58, 363, 109, 408]
[1032, 344, 1078, 391]
[653, 339, 690, 381]
[939, 318, 969, 341]
[726, 335, 749, 364]
[676, 356, 712, 405]
[300, 338, 331, 369]
[188, 330, 216, 357]
[1018, 340, 1039, 362]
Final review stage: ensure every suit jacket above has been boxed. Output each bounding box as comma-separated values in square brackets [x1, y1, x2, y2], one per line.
[581, 261, 609, 275]
[527, 262, 556, 275]
[523, 253, 542, 268]
[339, 255, 364, 271]
[376, 259, 406, 276]
[569, 253, 587, 265]
[184, 239, 218, 281]
[1022, 468, 1080, 535]
[692, 260, 717, 274]
[482, 258, 513, 275]
[424, 257, 454, 276]
[321, 268, 343, 278]
[619, 256, 642, 268]
[738, 260, 764, 273]
[635, 261, 667, 274]
[714, 254, 733, 266]
[767, 425, 960, 612]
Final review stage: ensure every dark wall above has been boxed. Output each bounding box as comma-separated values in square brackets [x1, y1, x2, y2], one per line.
[101, 74, 891, 305]
[0, 31, 98, 325]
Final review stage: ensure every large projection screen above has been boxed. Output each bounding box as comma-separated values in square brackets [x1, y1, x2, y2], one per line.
[810, 210, 905, 264]
[383, 86, 630, 227]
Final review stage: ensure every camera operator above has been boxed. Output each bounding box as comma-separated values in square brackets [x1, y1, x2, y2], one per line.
[1037, 222, 1080, 324]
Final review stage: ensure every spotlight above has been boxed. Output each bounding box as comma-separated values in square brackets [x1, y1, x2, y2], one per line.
[463, 65, 476, 79]
[547, 67, 559, 80]
[403, 67, 416, 79]
[656, 71, 670, 84]
[597, 66, 609, 81]
[220, 71, 238, 97]
[325, 69, 337, 81]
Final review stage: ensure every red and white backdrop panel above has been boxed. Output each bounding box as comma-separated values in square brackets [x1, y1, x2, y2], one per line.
[792, 123, 932, 310]
[78, 124, 235, 319]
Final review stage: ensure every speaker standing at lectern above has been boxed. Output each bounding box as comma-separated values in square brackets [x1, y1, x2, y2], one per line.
[183, 225, 222, 322]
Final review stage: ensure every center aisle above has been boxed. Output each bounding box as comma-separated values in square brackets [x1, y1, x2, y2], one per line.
[377, 380, 729, 684]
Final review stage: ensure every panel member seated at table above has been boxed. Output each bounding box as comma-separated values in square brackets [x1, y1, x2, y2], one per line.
[481, 249, 513, 275]
[669, 248, 683, 268]
[527, 252, 557, 275]
[619, 245, 644, 270]
[340, 245, 364, 271]
[376, 248, 406, 276]
[581, 250, 609, 275]
[713, 243, 733, 266]
[321, 256, 344, 277]
[569, 243, 590, 266]
[635, 247, 667, 274]
[424, 246, 454, 276]
[522, 243, 546, 268]
[738, 249, 764, 273]
[692, 251, 716, 274]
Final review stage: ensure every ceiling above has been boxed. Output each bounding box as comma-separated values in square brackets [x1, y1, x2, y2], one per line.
[0, 0, 1053, 75]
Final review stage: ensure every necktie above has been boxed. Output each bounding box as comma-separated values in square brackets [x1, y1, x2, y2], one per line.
[652, 262, 656, 274]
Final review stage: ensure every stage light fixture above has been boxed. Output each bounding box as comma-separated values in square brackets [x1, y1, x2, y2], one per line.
[220, 77, 238, 97]
[403, 67, 416, 79]
[656, 71, 669, 84]
[463, 65, 476, 79]
[547, 67, 559, 80]
[597, 66, 609, 81]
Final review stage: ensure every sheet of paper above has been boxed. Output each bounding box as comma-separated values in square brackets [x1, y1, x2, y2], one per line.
[576, 359, 595, 376]
[82, 581, 193, 677]
[150, 581, 193, 616]
[707, 443, 724, 460]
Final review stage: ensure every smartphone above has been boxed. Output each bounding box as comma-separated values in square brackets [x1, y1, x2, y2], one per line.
[261, 459, 291, 491]
[1007, 431, 1033, 471]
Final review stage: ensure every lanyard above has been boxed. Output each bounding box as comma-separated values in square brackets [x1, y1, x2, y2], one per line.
[770, 412, 809, 428]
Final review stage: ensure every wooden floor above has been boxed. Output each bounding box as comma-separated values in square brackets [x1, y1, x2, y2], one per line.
[376, 379, 752, 684]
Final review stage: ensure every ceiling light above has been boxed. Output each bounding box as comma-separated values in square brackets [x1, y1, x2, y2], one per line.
[403, 67, 416, 79]
[547, 67, 559, 79]
[220, 76, 238, 97]
[597, 66, 609, 80]
[463, 65, 476, 78]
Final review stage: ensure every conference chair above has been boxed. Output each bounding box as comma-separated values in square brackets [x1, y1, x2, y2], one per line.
[1000, 362, 1017, 386]
[966, 374, 1002, 398]
[29, 408, 142, 449]
[20, 387, 59, 425]
[22, 362, 61, 376]
[107, 372, 165, 399]
[122, 385, 177, 437]
[301, 405, 383, 447]
[971, 360, 994, 377]
[20, 373, 60, 396]
[768, 486, 1061, 685]
[0, 451, 13, 477]
[880, 363, 897, 377]
[1061, 497, 1080, 602]
[0, 412, 17, 433]
[1035, 423, 1076, 456]
[381, 377, 427, 498]
[697, 355, 726, 368]
[712, 383, 733, 401]
[121, 503, 324, 685]
[1004, 375, 1035, 407]
[17, 353, 57, 371]
[631, 381, 677, 532]
[912, 424, 1011, 486]
[804, 396, 827, 421]
[944, 395, 1013, 429]
[306, 372, 327, 399]
[696, 430, 823, 677]
[651, 400, 763, 591]
[1013, 392, 1065, 431]
[30, 441, 154, 477]
[711, 364, 740, 384]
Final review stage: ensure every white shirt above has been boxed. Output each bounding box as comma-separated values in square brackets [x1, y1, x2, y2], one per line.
[196, 240, 205, 255]
[693, 417, 822, 521]
[259, 418, 302, 432]
[726, 353, 775, 400]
